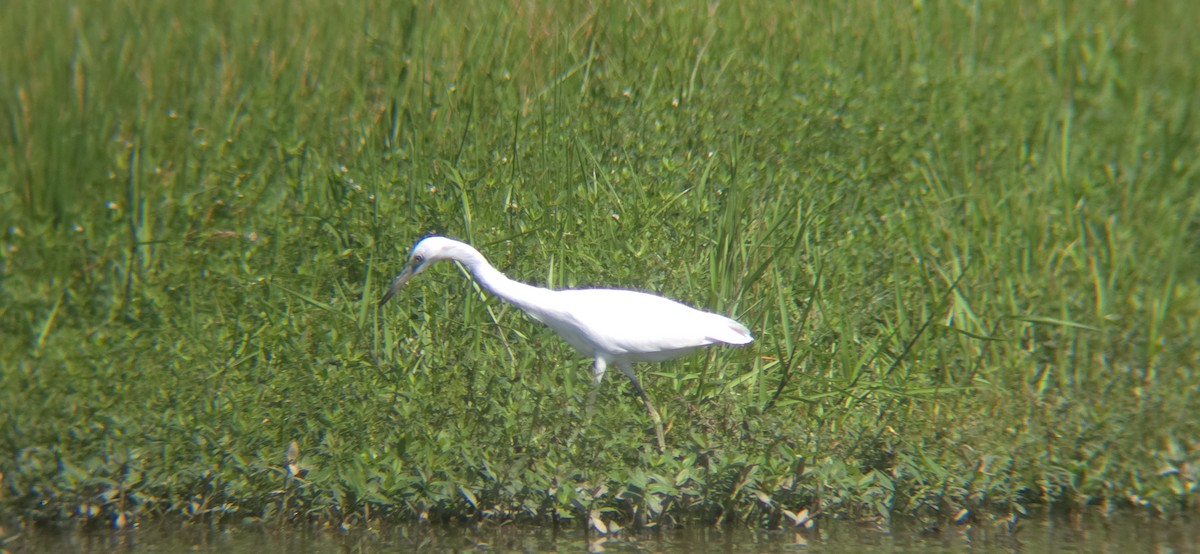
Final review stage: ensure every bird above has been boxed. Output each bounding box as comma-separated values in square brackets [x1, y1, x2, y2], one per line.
[379, 236, 753, 451]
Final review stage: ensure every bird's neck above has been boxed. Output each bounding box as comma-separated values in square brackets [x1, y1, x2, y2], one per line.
[459, 251, 553, 311]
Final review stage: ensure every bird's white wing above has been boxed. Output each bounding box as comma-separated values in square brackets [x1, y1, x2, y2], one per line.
[552, 289, 751, 361]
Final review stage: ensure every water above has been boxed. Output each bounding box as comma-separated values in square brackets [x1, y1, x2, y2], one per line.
[9, 513, 1199, 553]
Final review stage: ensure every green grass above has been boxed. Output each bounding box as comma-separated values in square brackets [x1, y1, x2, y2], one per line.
[2, 0, 1198, 531]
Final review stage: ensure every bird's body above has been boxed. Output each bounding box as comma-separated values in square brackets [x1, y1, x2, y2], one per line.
[504, 287, 751, 368]
[379, 236, 752, 450]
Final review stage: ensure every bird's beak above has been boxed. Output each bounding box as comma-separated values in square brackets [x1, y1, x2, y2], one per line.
[378, 266, 415, 307]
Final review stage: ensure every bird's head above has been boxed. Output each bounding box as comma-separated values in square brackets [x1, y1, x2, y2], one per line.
[378, 236, 471, 306]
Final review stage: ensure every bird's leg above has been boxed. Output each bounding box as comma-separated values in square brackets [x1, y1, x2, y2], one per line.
[585, 358, 607, 420]
[591, 358, 607, 384]
[618, 362, 665, 453]
[568, 360, 607, 447]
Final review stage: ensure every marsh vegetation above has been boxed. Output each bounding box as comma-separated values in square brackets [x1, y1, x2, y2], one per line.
[1, 0, 1197, 533]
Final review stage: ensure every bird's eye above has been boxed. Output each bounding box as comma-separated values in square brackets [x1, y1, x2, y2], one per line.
[412, 255, 424, 265]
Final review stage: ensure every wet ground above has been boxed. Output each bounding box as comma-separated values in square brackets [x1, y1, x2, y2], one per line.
[7, 511, 1198, 553]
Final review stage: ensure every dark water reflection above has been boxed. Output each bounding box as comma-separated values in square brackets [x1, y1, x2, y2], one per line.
[11, 512, 1199, 553]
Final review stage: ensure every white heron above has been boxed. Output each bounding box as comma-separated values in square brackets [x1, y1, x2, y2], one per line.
[379, 236, 753, 451]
